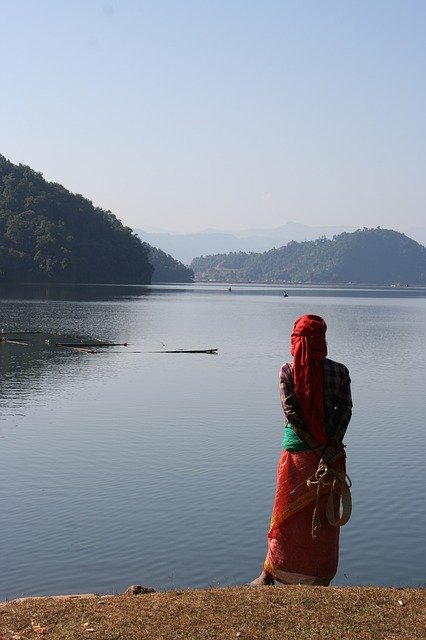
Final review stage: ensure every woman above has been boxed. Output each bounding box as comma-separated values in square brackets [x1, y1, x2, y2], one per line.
[250, 314, 352, 586]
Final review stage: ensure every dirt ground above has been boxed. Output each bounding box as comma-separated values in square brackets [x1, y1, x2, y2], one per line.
[0, 585, 424, 640]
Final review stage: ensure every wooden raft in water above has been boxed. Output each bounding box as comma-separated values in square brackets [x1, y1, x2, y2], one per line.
[54, 342, 128, 348]
[156, 348, 218, 354]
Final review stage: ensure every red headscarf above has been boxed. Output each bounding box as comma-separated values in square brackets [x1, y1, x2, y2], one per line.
[291, 314, 328, 445]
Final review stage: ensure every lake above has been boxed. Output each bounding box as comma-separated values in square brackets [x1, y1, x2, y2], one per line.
[0, 283, 425, 600]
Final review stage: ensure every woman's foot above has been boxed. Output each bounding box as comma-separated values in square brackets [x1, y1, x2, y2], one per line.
[247, 571, 275, 586]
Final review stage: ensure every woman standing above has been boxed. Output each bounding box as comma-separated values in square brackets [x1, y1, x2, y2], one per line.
[250, 314, 352, 586]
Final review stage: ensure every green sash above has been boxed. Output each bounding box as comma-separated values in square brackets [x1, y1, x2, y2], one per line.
[283, 423, 336, 451]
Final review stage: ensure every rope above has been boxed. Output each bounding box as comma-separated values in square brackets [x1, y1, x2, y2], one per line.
[307, 463, 352, 539]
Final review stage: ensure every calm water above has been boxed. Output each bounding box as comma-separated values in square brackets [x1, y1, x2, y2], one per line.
[0, 283, 425, 600]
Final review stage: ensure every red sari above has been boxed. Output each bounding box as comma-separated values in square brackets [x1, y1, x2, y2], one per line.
[264, 449, 346, 585]
[262, 315, 349, 585]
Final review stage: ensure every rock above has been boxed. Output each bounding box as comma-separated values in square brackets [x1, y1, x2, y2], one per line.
[125, 585, 156, 595]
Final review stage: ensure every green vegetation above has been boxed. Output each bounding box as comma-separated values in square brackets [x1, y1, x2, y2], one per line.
[191, 228, 426, 285]
[0, 155, 193, 284]
[2, 153, 421, 287]
[148, 245, 194, 283]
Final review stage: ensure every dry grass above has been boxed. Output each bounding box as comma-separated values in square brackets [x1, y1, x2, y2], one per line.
[0, 586, 424, 640]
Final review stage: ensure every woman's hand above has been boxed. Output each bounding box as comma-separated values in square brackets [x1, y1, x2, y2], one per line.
[312, 444, 326, 459]
[320, 446, 341, 468]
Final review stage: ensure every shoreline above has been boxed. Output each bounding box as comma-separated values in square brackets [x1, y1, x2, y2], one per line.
[1, 585, 424, 639]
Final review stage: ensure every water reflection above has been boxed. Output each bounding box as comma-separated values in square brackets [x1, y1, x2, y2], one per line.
[148, 283, 426, 299]
[0, 284, 425, 599]
[0, 283, 152, 302]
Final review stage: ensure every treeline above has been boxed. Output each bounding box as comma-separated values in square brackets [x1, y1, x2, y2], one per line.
[0, 155, 193, 284]
[148, 245, 194, 282]
[191, 228, 426, 285]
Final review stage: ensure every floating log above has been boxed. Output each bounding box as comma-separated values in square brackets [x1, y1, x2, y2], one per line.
[155, 348, 218, 354]
[57, 344, 97, 354]
[1, 338, 29, 345]
[54, 342, 128, 348]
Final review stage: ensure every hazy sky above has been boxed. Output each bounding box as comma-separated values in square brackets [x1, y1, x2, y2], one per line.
[1, 1, 425, 233]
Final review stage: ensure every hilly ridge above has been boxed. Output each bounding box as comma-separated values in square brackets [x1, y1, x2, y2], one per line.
[191, 228, 426, 285]
[0, 155, 193, 284]
[2, 155, 424, 287]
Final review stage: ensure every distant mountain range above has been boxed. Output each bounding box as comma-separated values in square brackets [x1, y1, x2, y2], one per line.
[190, 228, 426, 285]
[2, 153, 424, 287]
[136, 223, 426, 265]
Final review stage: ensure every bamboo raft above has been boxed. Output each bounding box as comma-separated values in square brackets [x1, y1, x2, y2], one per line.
[54, 342, 128, 348]
[0, 338, 29, 345]
[1, 332, 218, 355]
[157, 348, 218, 354]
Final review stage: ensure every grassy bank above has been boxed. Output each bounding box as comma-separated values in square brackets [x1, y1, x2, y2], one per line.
[1, 586, 424, 640]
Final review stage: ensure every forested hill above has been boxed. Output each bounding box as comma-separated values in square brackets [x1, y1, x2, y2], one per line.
[148, 245, 194, 283]
[0, 155, 193, 284]
[191, 228, 426, 285]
